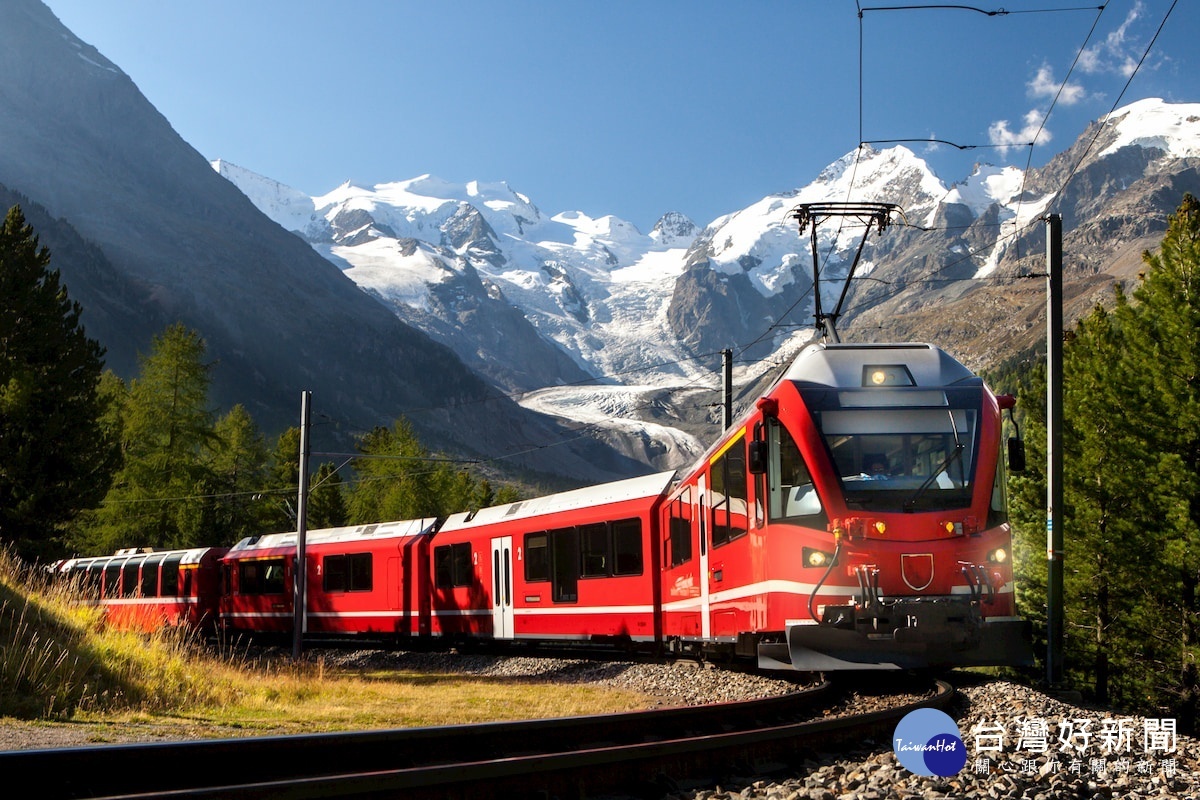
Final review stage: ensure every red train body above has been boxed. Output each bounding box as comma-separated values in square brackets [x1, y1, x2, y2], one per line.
[59, 342, 1031, 670]
[55, 547, 227, 632]
[219, 518, 440, 638]
[432, 472, 674, 644]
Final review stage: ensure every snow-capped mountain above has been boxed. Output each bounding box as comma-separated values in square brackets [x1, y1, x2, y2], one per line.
[215, 98, 1200, 471]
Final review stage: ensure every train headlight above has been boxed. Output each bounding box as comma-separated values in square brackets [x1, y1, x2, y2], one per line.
[988, 548, 1009, 564]
[861, 364, 916, 387]
[803, 547, 836, 568]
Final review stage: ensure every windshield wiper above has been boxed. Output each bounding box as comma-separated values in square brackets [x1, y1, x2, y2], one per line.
[903, 411, 965, 512]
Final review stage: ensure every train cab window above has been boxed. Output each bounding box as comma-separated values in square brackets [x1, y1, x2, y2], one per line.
[239, 558, 286, 595]
[810, 389, 980, 513]
[989, 449, 1009, 528]
[434, 543, 473, 589]
[711, 434, 749, 547]
[161, 555, 183, 596]
[324, 553, 373, 592]
[580, 523, 609, 577]
[766, 418, 825, 523]
[611, 519, 643, 576]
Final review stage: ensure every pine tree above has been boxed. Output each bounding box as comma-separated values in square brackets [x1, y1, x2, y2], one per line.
[1009, 195, 1200, 728]
[1060, 303, 1163, 708]
[80, 324, 219, 551]
[347, 420, 439, 523]
[207, 404, 273, 544]
[307, 462, 348, 529]
[1120, 193, 1200, 729]
[0, 206, 115, 560]
[346, 417, 509, 523]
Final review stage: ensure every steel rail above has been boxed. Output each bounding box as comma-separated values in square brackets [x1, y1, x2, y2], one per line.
[5, 678, 953, 800]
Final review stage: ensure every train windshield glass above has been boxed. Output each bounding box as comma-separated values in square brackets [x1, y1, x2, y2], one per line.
[804, 385, 982, 512]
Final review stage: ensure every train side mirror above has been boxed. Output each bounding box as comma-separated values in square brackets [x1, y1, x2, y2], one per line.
[1008, 437, 1026, 473]
[748, 439, 767, 475]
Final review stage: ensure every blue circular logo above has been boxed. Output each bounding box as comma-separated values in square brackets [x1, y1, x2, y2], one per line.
[892, 708, 967, 776]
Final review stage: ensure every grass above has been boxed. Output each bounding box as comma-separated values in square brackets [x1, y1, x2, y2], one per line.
[0, 549, 650, 738]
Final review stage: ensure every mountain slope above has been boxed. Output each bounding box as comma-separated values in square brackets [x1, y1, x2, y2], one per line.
[0, 0, 644, 486]
[219, 99, 1200, 463]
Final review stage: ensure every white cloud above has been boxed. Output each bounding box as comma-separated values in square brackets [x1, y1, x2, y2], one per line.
[1080, 2, 1144, 78]
[1028, 65, 1086, 106]
[988, 109, 1053, 153]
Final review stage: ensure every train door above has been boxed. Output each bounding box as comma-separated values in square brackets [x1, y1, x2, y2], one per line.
[490, 536, 514, 639]
[697, 474, 711, 640]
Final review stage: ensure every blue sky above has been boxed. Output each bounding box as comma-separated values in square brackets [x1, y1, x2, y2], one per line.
[42, 1, 1199, 232]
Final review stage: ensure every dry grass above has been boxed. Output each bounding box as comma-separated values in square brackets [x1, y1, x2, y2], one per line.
[0, 548, 648, 734]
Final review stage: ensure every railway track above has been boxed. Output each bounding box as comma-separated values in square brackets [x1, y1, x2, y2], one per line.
[2, 675, 953, 800]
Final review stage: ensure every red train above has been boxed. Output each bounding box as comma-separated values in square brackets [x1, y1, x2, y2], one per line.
[54, 546, 227, 632]
[56, 341, 1032, 671]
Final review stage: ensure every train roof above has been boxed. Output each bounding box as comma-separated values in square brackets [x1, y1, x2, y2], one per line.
[227, 517, 440, 554]
[441, 470, 677, 532]
[782, 342, 976, 389]
[58, 546, 222, 570]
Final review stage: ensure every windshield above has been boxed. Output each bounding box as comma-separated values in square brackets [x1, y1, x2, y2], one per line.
[804, 385, 982, 512]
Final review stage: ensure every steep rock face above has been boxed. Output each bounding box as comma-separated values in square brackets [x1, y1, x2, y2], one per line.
[651, 211, 700, 246]
[0, 0, 643, 485]
[0, 182, 171, 379]
[846, 137, 1200, 370]
[666, 259, 811, 360]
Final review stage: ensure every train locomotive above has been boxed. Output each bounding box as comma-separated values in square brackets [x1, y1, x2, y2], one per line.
[54, 340, 1032, 671]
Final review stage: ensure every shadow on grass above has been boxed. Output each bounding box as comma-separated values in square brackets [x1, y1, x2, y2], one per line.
[0, 572, 144, 719]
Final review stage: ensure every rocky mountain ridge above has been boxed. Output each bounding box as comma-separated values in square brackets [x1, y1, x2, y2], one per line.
[216, 98, 1200, 470]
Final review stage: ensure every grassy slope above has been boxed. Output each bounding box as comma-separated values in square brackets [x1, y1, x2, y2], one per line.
[0, 550, 648, 734]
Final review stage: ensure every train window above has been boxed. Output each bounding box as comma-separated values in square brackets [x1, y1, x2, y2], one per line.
[822, 407, 977, 512]
[141, 556, 163, 597]
[103, 561, 122, 598]
[122, 560, 141, 597]
[324, 553, 373, 592]
[161, 555, 182, 596]
[711, 434, 749, 548]
[550, 528, 578, 603]
[989, 449, 1009, 528]
[524, 534, 549, 582]
[579, 523, 609, 577]
[668, 516, 692, 567]
[434, 544, 473, 589]
[766, 418, 825, 523]
[84, 563, 103, 599]
[611, 519, 643, 576]
[239, 558, 287, 595]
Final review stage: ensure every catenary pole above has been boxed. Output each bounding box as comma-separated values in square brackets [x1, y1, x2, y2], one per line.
[292, 390, 311, 660]
[722, 349, 733, 430]
[1045, 214, 1064, 688]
